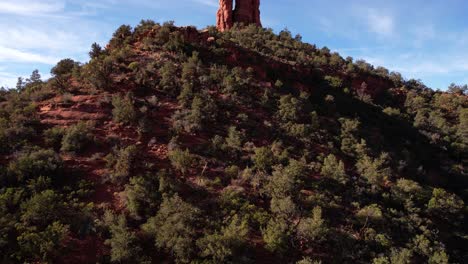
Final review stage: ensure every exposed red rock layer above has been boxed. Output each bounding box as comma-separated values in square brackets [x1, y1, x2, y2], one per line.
[217, 0, 261, 31]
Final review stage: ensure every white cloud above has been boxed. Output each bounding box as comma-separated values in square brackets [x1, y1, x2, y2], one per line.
[0, 46, 59, 64]
[0, 0, 119, 17]
[335, 46, 390, 53]
[350, 52, 468, 82]
[360, 56, 387, 66]
[0, 26, 84, 51]
[0, 1, 113, 65]
[0, 71, 20, 88]
[396, 62, 451, 75]
[0, 0, 116, 88]
[366, 9, 395, 37]
[0, 0, 64, 16]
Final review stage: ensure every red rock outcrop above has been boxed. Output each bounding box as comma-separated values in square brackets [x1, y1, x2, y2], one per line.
[217, 0, 234, 31]
[217, 0, 261, 31]
[233, 0, 261, 27]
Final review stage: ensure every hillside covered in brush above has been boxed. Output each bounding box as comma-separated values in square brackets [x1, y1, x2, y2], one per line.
[0, 21, 467, 263]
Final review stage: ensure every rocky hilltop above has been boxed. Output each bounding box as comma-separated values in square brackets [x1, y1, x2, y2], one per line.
[217, 0, 261, 31]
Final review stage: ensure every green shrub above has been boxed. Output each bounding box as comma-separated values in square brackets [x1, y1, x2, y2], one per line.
[391, 179, 423, 204]
[124, 174, 161, 219]
[457, 108, 468, 144]
[225, 126, 244, 150]
[61, 122, 93, 153]
[157, 169, 178, 195]
[356, 153, 391, 187]
[297, 257, 322, 264]
[171, 109, 200, 134]
[372, 248, 413, 264]
[389, 248, 413, 264]
[321, 154, 347, 184]
[8, 149, 62, 183]
[50, 59, 79, 91]
[429, 250, 449, 264]
[177, 83, 194, 107]
[224, 165, 240, 179]
[16, 221, 69, 262]
[128, 61, 139, 71]
[181, 52, 202, 86]
[172, 95, 218, 133]
[109, 25, 133, 49]
[265, 166, 298, 200]
[164, 31, 186, 52]
[261, 217, 291, 254]
[270, 196, 297, 218]
[0, 118, 9, 153]
[83, 56, 113, 89]
[252, 147, 274, 172]
[159, 62, 178, 93]
[356, 204, 383, 224]
[427, 188, 464, 217]
[339, 118, 361, 156]
[297, 206, 328, 242]
[25, 176, 52, 194]
[106, 145, 138, 183]
[197, 215, 249, 262]
[383, 107, 402, 117]
[89, 42, 103, 59]
[284, 159, 307, 182]
[278, 95, 302, 122]
[142, 195, 200, 262]
[324, 75, 343, 88]
[177, 83, 194, 105]
[283, 122, 311, 139]
[168, 149, 193, 175]
[112, 94, 137, 124]
[20, 190, 62, 226]
[43, 127, 65, 149]
[103, 212, 142, 263]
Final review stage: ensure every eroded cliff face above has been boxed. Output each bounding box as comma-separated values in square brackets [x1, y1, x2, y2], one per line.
[217, 0, 261, 31]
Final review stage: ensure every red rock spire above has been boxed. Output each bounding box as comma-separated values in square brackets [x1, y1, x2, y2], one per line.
[216, 0, 261, 31]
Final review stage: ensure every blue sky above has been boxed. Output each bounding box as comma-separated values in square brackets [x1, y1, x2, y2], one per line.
[0, 0, 467, 90]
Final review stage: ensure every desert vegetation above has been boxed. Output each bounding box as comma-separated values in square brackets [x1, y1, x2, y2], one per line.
[0, 20, 466, 263]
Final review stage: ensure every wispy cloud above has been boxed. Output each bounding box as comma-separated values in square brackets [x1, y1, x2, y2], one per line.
[0, 46, 59, 64]
[395, 62, 451, 75]
[0, 26, 84, 51]
[0, 0, 64, 16]
[365, 8, 395, 37]
[335, 46, 390, 53]
[0, 0, 114, 87]
[349, 51, 468, 85]
[0, 71, 19, 88]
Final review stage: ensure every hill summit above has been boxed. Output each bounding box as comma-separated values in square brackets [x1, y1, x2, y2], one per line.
[217, 0, 262, 31]
[0, 14, 467, 264]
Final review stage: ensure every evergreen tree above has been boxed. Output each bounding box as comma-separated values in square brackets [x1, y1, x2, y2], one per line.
[143, 195, 200, 262]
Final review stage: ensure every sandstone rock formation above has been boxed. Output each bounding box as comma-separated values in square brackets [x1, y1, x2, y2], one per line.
[217, 0, 261, 31]
[217, 0, 234, 31]
[233, 0, 261, 27]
